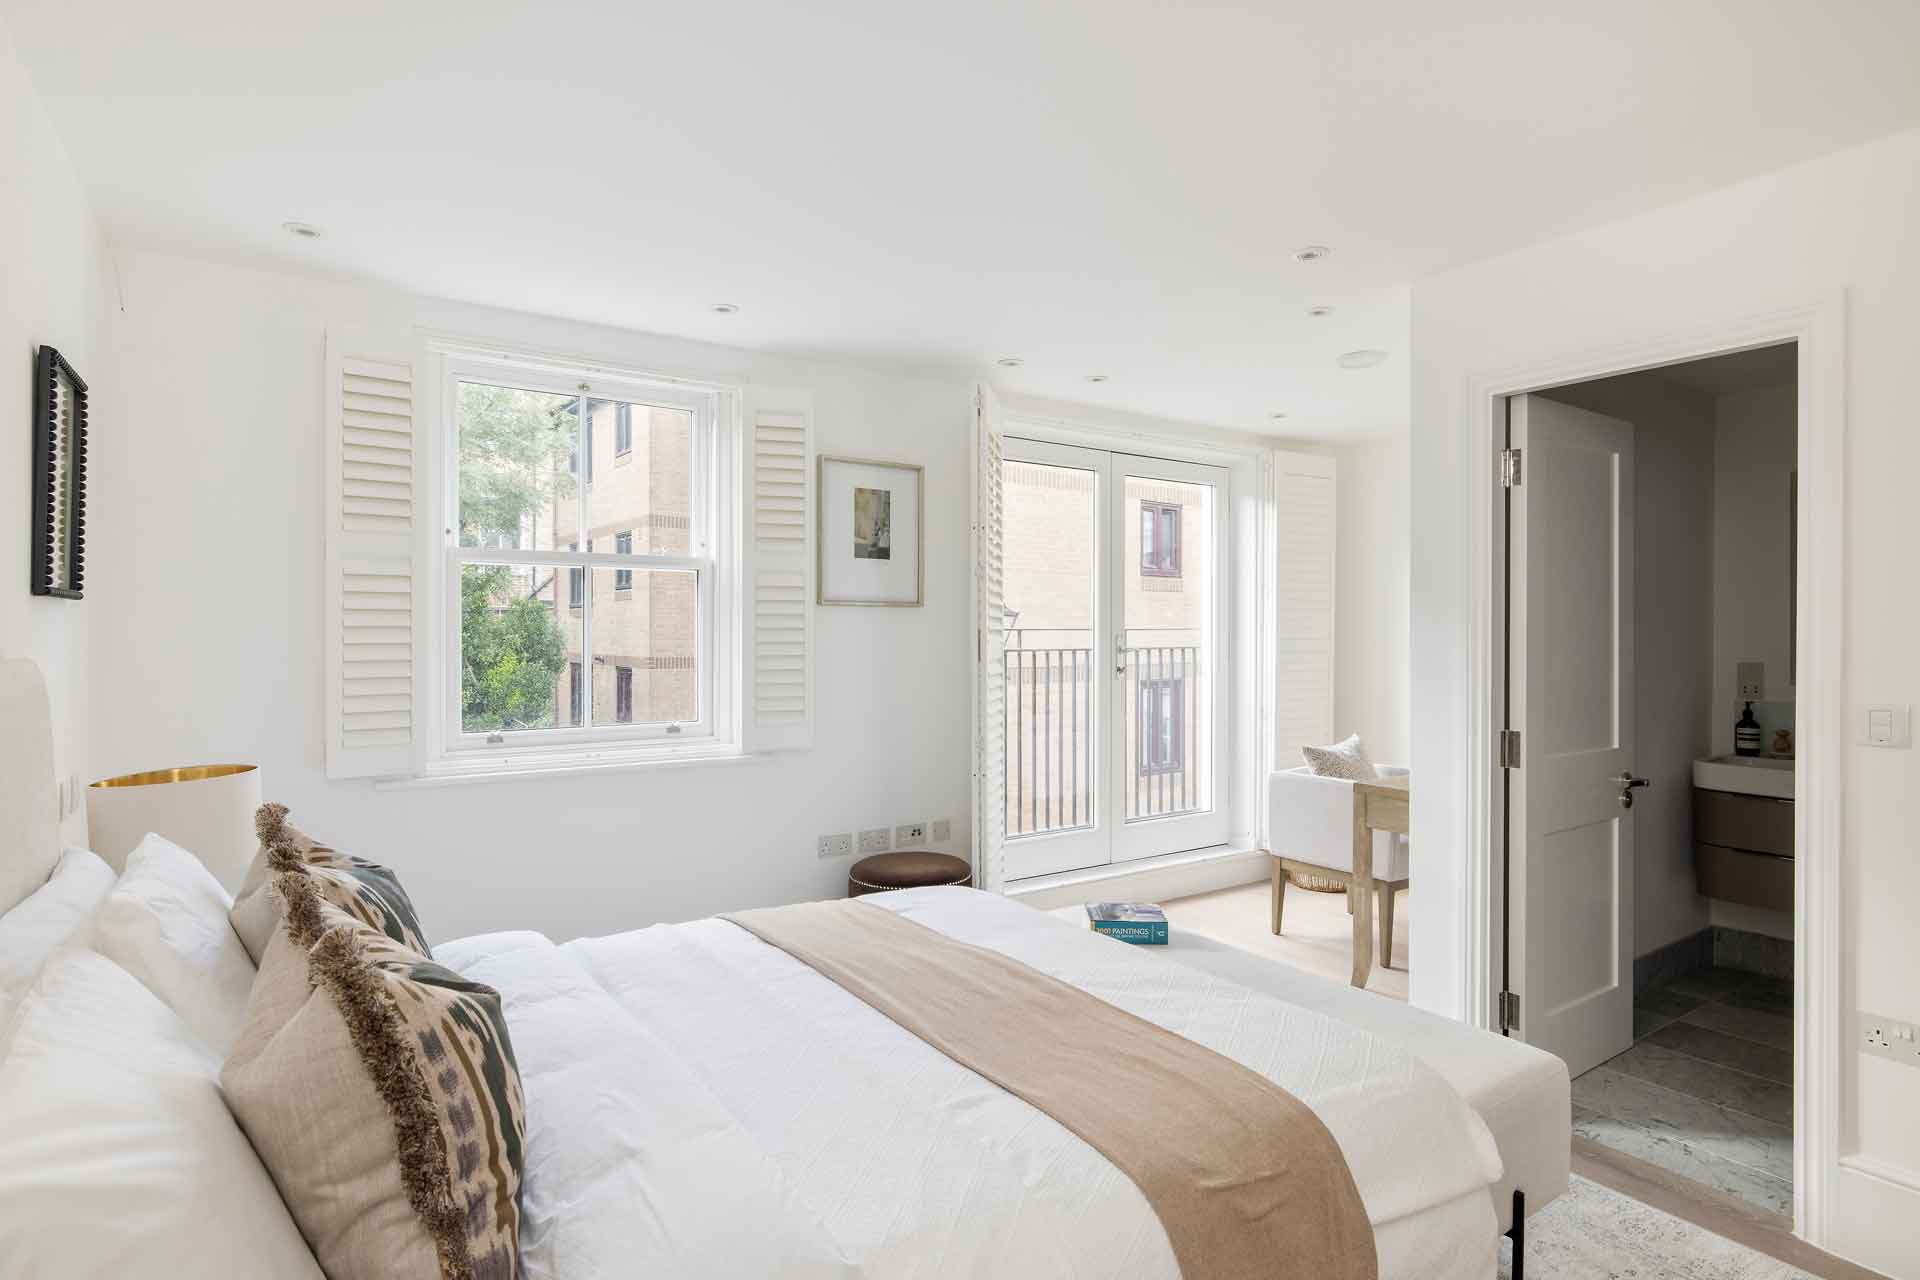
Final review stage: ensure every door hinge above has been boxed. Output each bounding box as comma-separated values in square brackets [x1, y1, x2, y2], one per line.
[1501, 448, 1523, 488]
[1500, 990, 1521, 1032]
[1498, 728, 1522, 768]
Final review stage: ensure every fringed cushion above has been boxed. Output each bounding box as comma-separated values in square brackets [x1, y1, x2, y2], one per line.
[221, 873, 525, 1280]
[230, 803, 431, 963]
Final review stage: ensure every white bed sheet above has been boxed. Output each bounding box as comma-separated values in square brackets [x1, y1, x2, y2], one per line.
[445, 887, 1505, 1279]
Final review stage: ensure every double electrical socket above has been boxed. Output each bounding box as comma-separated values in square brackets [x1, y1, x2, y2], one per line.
[1859, 1012, 1920, 1068]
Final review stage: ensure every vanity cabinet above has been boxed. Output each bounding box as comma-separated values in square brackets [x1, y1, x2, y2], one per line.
[1694, 787, 1793, 911]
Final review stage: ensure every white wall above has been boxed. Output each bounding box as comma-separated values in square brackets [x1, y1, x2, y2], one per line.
[1541, 376, 1716, 960]
[1335, 438, 1410, 765]
[1712, 379, 1799, 756]
[92, 249, 973, 943]
[0, 20, 114, 845]
[1411, 125, 1920, 1275]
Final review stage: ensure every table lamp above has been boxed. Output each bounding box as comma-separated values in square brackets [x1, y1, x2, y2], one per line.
[86, 764, 261, 891]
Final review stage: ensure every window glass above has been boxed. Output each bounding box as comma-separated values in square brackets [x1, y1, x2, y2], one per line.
[585, 401, 694, 556]
[588, 567, 698, 726]
[458, 563, 583, 734]
[455, 382, 577, 550]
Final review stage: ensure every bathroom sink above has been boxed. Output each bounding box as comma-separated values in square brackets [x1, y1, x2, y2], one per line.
[1692, 754, 1794, 800]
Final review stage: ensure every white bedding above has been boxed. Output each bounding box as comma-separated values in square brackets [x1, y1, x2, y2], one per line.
[445, 887, 1504, 1279]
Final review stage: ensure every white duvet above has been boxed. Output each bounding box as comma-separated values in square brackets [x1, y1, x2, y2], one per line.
[441, 887, 1503, 1280]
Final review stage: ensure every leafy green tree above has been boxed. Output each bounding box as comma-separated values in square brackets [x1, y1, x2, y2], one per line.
[456, 384, 576, 546]
[455, 384, 576, 730]
[460, 566, 568, 731]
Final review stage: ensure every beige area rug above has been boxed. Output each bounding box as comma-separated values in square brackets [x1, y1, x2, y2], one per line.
[1158, 877, 1411, 1001]
[1500, 1176, 1816, 1279]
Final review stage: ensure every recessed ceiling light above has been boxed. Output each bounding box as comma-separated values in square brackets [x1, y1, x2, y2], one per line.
[281, 221, 322, 239]
[1086, 374, 1110, 383]
[710, 302, 740, 314]
[1293, 245, 1331, 263]
[996, 357, 1024, 368]
[1337, 349, 1389, 369]
[1307, 305, 1334, 318]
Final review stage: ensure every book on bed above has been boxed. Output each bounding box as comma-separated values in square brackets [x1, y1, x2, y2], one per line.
[1085, 902, 1168, 945]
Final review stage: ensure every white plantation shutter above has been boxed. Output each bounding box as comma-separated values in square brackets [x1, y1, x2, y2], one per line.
[1265, 450, 1337, 800]
[324, 324, 429, 779]
[742, 386, 814, 752]
[971, 384, 1008, 892]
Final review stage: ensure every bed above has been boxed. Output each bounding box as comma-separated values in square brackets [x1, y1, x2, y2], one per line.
[0, 657, 1568, 1279]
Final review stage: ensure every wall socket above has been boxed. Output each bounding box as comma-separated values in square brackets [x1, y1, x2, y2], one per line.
[816, 832, 853, 859]
[1736, 661, 1765, 700]
[931, 818, 952, 843]
[895, 822, 927, 846]
[1858, 1012, 1920, 1068]
[858, 827, 892, 854]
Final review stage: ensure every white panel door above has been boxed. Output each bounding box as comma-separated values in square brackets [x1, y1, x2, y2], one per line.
[1510, 394, 1637, 1078]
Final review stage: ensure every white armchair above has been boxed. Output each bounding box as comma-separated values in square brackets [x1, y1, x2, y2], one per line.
[1264, 766, 1410, 976]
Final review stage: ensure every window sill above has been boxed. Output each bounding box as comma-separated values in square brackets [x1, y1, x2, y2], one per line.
[374, 743, 757, 790]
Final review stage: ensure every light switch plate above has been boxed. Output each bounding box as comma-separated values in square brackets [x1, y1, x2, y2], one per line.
[1859, 704, 1912, 748]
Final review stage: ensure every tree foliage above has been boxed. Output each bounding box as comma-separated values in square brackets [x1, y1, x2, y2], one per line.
[460, 565, 568, 731]
[457, 383, 576, 546]
[456, 383, 576, 730]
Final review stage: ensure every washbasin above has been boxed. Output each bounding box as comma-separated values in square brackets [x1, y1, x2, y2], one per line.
[1692, 754, 1794, 800]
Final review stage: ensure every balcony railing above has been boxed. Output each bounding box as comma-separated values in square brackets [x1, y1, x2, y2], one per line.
[1004, 637, 1203, 838]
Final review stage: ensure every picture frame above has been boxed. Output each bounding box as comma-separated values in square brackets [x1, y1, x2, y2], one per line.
[30, 346, 88, 600]
[816, 455, 923, 606]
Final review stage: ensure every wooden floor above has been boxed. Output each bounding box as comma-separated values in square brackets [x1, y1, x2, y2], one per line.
[1154, 877, 1885, 1280]
[1157, 876, 1410, 1000]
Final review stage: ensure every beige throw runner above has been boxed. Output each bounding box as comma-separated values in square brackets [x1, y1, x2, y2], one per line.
[722, 898, 1377, 1280]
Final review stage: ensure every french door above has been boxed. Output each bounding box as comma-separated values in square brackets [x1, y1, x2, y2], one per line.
[1000, 437, 1231, 880]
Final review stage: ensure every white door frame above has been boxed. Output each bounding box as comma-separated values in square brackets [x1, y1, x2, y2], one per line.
[1462, 295, 1844, 1244]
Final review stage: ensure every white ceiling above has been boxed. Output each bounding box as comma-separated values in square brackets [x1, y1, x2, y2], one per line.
[7, 1, 1919, 439]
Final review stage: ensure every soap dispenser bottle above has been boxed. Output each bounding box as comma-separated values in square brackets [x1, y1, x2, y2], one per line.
[1735, 702, 1762, 757]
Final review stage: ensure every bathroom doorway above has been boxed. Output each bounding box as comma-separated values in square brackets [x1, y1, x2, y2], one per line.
[1497, 342, 1803, 1220]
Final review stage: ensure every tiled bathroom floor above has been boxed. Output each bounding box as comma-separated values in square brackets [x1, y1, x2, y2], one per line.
[1572, 967, 1794, 1218]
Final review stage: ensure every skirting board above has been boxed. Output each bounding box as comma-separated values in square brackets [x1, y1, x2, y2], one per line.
[1006, 846, 1268, 912]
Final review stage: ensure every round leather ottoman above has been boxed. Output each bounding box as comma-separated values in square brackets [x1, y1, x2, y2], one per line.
[848, 850, 972, 898]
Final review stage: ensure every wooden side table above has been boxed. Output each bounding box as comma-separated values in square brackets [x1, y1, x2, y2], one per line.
[1270, 774, 1409, 987]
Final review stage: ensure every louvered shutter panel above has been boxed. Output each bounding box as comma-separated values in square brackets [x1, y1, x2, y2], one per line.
[971, 384, 1008, 892]
[742, 387, 813, 752]
[324, 324, 428, 779]
[1266, 450, 1337, 791]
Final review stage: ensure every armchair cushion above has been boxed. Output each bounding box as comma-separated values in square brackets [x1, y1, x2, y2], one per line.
[1265, 767, 1410, 883]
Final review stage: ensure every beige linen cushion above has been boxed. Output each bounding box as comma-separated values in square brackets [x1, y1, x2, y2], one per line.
[222, 874, 525, 1280]
[230, 803, 432, 963]
[1301, 733, 1380, 781]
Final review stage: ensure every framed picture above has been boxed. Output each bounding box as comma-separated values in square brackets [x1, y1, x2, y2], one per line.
[817, 455, 922, 606]
[30, 346, 88, 600]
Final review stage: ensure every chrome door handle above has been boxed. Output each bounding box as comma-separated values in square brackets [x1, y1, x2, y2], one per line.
[1114, 633, 1130, 676]
[1617, 773, 1651, 809]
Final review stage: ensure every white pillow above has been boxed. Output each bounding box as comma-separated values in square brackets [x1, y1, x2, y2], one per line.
[91, 833, 257, 1056]
[1301, 733, 1381, 781]
[0, 947, 323, 1278]
[0, 848, 116, 1045]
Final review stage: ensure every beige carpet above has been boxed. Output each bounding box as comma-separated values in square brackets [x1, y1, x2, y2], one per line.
[1157, 877, 1411, 1001]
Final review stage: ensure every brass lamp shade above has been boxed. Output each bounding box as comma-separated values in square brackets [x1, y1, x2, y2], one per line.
[87, 764, 261, 891]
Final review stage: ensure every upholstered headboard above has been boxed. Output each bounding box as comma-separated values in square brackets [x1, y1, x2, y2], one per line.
[0, 660, 61, 914]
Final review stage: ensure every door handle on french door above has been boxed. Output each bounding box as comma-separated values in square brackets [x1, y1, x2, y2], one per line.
[1114, 633, 1130, 676]
[1616, 773, 1651, 809]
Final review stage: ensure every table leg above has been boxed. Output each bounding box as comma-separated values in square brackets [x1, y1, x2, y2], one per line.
[1270, 858, 1286, 935]
[1377, 882, 1396, 970]
[1349, 792, 1375, 988]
